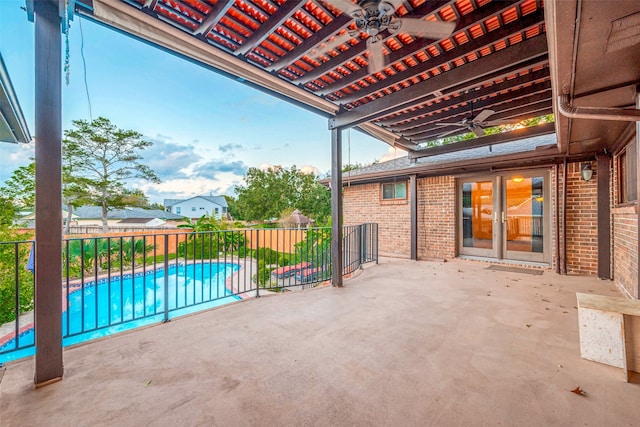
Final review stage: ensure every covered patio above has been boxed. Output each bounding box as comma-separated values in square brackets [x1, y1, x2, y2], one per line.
[2, 258, 638, 425]
[10, 0, 640, 397]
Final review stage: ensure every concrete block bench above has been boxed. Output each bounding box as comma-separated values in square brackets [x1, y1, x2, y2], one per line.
[577, 292, 640, 382]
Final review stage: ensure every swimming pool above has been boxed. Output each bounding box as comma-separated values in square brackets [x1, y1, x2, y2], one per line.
[0, 261, 241, 363]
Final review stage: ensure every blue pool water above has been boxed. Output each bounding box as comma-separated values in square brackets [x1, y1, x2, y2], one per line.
[0, 262, 241, 363]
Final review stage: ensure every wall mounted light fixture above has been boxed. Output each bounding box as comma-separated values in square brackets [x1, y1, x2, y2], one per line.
[581, 162, 593, 182]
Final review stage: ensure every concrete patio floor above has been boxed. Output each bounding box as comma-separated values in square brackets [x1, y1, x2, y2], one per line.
[2, 258, 640, 426]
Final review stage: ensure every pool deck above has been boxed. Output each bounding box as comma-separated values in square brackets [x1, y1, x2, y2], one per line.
[2, 257, 640, 426]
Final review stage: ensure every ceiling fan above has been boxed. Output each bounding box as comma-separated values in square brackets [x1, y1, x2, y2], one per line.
[434, 107, 522, 138]
[317, 0, 456, 73]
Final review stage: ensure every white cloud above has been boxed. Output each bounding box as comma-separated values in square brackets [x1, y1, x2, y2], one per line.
[141, 137, 202, 181]
[299, 164, 320, 176]
[378, 146, 408, 163]
[138, 172, 241, 203]
[0, 143, 34, 183]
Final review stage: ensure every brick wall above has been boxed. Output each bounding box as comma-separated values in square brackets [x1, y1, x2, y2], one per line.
[611, 150, 638, 298]
[343, 183, 411, 257]
[341, 162, 609, 277]
[417, 176, 456, 259]
[564, 162, 599, 275]
[612, 205, 638, 298]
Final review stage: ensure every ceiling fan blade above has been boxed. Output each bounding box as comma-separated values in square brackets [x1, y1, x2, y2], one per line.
[379, 0, 402, 17]
[436, 128, 465, 138]
[327, 0, 361, 15]
[472, 127, 485, 138]
[482, 118, 524, 126]
[367, 37, 385, 73]
[309, 32, 354, 59]
[435, 122, 465, 127]
[472, 109, 495, 123]
[395, 18, 456, 39]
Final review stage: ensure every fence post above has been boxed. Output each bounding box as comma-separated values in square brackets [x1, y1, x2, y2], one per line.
[255, 229, 260, 298]
[374, 223, 379, 264]
[163, 235, 170, 323]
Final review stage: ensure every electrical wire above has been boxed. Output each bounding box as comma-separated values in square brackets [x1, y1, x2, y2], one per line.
[78, 16, 93, 121]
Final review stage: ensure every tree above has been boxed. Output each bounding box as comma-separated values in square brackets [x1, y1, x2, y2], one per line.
[223, 195, 241, 220]
[0, 196, 18, 229]
[234, 165, 330, 222]
[0, 161, 35, 209]
[63, 117, 161, 232]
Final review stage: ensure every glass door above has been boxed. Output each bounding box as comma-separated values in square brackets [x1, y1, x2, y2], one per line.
[458, 171, 550, 263]
[459, 178, 497, 258]
[503, 175, 547, 262]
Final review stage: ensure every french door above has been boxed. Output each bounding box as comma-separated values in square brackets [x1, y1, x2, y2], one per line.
[458, 171, 550, 263]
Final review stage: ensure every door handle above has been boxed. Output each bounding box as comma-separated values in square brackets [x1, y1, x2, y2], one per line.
[501, 212, 506, 223]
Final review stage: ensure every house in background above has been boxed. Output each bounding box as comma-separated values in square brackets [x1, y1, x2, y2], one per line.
[164, 195, 228, 220]
[70, 205, 184, 229]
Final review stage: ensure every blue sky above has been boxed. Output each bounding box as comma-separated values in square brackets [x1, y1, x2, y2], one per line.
[0, 0, 401, 203]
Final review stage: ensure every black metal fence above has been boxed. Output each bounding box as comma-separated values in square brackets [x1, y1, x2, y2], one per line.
[0, 224, 378, 362]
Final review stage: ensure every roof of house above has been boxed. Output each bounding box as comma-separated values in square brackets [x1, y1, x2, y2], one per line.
[164, 195, 228, 208]
[73, 206, 185, 220]
[341, 132, 558, 183]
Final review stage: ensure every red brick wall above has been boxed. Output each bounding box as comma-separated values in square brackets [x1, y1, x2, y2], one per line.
[343, 183, 411, 257]
[564, 162, 599, 275]
[611, 149, 638, 298]
[341, 162, 607, 276]
[612, 205, 637, 298]
[417, 176, 456, 259]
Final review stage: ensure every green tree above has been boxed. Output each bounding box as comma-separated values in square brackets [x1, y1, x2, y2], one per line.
[0, 196, 18, 228]
[223, 195, 241, 220]
[63, 117, 161, 232]
[0, 231, 34, 324]
[0, 161, 35, 209]
[234, 165, 330, 222]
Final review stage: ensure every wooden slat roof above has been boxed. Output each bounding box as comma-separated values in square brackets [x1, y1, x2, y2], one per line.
[73, 0, 640, 158]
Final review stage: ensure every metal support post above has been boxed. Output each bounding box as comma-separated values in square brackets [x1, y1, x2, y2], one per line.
[331, 127, 343, 287]
[34, 0, 64, 386]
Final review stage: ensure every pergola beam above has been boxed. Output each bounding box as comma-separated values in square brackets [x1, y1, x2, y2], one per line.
[329, 35, 548, 129]
[411, 104, 553, 143]
[404, 89, 553, 139]
[267, 13, 352, 71]
[319, 8, 544, 99]
[193, 1, 235, 37]
[234, 0, 303, 56]
[408, 122, 556, 160]
[382, 68, 550, 130]
[295, 0, 457, 85]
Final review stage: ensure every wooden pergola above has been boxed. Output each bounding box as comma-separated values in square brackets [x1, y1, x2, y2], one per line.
[26, 0, 640, 385]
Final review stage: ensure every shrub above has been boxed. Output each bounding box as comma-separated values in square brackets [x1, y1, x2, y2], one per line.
[0, 233, 34, 324]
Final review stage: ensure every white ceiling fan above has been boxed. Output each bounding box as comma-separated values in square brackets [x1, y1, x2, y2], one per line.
[434, 108, 523, 138]
[318, 0, 456, 73]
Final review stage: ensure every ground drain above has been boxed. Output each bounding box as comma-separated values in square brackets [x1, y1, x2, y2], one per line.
[485, 265, 543, 275]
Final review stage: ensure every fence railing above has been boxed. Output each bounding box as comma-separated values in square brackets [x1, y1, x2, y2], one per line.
[0, 224, 378, 362]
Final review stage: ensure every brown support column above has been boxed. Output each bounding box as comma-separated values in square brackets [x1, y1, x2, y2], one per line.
[597, 155, 611, 279]
[410, 175, 417, 260]
[331, 127, 343, 287]
[34, 0, 63, 386]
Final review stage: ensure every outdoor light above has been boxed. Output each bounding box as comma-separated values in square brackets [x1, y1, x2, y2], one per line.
[581, 162, 593, 182]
